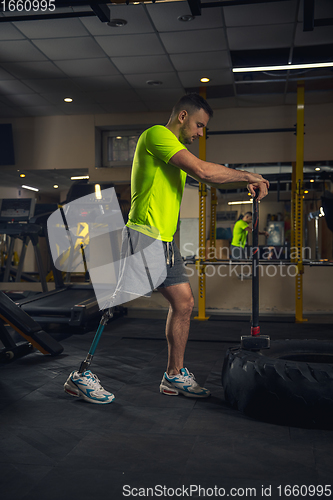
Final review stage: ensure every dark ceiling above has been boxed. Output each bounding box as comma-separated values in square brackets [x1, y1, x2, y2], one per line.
[0, 0, 332, 193]
[0, 0, 332, 118]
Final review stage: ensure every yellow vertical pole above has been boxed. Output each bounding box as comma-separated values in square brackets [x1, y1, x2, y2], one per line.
[209, 188, 217, 261]
[291, 162, 296, 260]
[194, 87, 209, 320]
[294, 82, 307, 323]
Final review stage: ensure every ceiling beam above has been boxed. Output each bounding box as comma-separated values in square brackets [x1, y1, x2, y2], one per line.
[201, 0, 292, 8]
[187, 0, 202, 16]
[54, 0, 111, 5]
[89, 2, 111, 23]
[314, 18, 333, 27]
[303, 0, 315, 31]
[0, 11, 95, 22]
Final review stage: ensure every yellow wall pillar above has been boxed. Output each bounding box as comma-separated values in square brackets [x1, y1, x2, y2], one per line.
[194, 87, 209, 320]
[209, 188, 217, 261]
[294, 82, 307, 323]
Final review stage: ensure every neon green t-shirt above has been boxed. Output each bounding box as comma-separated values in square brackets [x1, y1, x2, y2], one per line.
[127, 125, 187, 242]
[231, 220, 249, 248]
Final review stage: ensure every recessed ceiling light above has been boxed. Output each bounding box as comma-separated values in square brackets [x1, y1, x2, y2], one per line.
[315, 167, 321, 171]
[107, 19, 127, 27]
[304, 190, 309, 194]
[22, 185, 39, 192]
[178, 15, 195, 22]
[146, 80, 163, 86]
[71, 175, 89, 180]
[53, 184, 59, 189]
[310, 179, 315, 183]
[64, 97, 73, 103]
[116, 136, 122, 140]
[200, 77, 210, 83]
[20, 173, 25, 178]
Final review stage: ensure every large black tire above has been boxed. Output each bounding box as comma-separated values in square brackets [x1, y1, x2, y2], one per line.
[222, 339, 333, 427]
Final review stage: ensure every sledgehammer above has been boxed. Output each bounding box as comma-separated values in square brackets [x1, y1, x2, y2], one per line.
[241, 189, 270, 351]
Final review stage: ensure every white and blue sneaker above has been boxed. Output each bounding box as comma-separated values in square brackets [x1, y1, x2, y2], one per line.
[160, 367, 210, 398]
[64, 370, 115, 404]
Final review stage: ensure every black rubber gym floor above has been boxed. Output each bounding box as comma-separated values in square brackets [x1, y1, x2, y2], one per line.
[1, 313, 333, 500]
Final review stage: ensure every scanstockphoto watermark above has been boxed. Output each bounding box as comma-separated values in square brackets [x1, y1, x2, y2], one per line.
[182, 243, 312, 280]
[186, 262, 301, 279]
[123, 484, 258, 497]
[183, 243, 312, 261]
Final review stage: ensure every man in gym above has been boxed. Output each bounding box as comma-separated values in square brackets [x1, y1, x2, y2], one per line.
[231, 212, 269, 260]
[65, 93, 269, 403]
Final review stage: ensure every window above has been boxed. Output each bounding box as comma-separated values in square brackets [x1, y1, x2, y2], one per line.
[101, 129, 142, 167]
[107, 135, 139, 162]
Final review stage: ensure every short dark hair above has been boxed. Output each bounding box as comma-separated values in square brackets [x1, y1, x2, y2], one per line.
[172, 93, 213, 119]
[244, 211, 252, 217]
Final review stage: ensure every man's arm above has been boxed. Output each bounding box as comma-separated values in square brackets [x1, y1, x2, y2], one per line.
[170, 149, 269, 200]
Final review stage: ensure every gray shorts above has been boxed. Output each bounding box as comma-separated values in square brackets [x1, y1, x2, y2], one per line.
[157, 238, 190, 289]
[121, 227, 189, 293]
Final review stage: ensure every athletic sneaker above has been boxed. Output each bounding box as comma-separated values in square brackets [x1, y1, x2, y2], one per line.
[159, 367, 210, 398]
[64, 370, 115, 404]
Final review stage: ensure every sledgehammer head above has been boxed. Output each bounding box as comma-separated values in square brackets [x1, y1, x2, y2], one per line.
[241, 334, 270, 351]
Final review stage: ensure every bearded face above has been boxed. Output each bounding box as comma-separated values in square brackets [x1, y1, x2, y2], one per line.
[178, 109, 210, 145]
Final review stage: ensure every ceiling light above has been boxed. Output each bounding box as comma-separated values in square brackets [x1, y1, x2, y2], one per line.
[232, 62, 333, 73]
[22, 185, 39, 192]
[53, 184, 59, 189]
[304, 190, 309, 194]
[320, 206, 325, 217]
[178, 14, 195, 22]
[20, 173, 25, 178]
[71, 175, 89, 180]
[64, 97, 73, 103]
[146, 80, 163, 86]
[315, 167, 321, 171]
[228, 200, 253, 205]
[310, 179, 315, 183]
[107, 19, 127, 27]
[116, 136, 122, 140]
[200, 77, 210, 83]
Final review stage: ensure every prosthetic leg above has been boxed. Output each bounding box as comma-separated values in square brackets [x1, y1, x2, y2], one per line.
[78, 305, 114, 373]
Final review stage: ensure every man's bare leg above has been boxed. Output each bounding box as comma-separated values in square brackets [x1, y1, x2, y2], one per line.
[158, 282, 194, 376]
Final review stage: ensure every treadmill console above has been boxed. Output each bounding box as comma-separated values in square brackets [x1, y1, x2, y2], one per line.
[0, 198, 35, 222]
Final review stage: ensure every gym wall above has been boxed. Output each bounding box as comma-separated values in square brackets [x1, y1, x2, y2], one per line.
[0, 102, 332, 311]
[0, 102, 332, 176]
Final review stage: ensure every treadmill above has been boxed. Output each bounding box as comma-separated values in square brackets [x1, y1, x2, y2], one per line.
[0, 198, 48, 291]
[17, 181, 125, 330]
[18, 282, 102, 328]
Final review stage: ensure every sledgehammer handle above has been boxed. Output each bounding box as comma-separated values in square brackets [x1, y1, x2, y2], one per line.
[251, 190, 260, 336]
